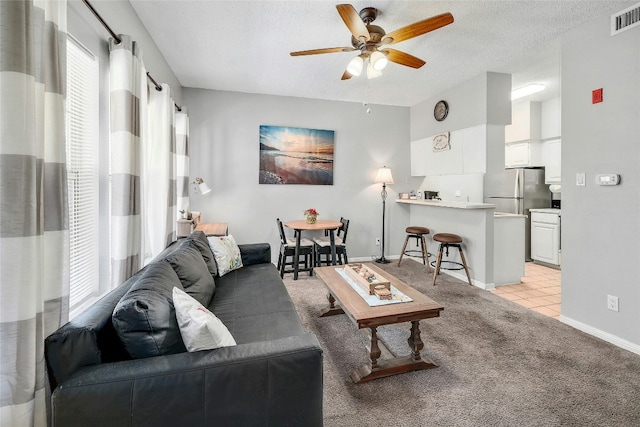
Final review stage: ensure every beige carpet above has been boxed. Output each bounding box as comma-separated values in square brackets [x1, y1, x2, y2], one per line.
[283, 260, 640, 427]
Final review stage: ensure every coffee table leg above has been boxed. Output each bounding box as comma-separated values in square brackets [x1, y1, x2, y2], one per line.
[320, 292, 345, 317]
[369, 327, 381, 369]
[350, 321, 437, 384]
[408, 320, 424, 361]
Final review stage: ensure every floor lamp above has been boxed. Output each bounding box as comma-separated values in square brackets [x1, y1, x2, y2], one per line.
[375, 166, 394, 263]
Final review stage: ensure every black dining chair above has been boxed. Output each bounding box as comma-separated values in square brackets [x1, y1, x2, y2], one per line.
[314, 217, 349, 266]
[276, 218, 315, 278]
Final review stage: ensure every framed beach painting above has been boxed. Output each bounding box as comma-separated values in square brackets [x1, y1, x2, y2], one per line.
[259, 125, 334, 185]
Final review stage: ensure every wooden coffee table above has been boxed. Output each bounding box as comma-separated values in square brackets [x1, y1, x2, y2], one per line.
[314, 263, 444, 383]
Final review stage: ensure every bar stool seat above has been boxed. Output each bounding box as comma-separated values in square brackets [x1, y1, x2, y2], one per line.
[432, 233, 473, 286]
[398, 226, 431, 271]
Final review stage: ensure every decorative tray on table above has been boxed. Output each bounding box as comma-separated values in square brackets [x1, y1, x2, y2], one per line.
[343, 263, 393, 300]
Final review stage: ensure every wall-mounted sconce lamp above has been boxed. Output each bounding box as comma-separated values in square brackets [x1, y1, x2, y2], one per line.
[192, 177, 211, 195]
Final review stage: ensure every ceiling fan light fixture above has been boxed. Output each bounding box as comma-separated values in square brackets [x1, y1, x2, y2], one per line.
[347, 55, 364, 76]
[370, 50, 388, 71]
[366, 62, 382, 79]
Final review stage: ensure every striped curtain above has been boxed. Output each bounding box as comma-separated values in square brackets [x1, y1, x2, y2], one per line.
[0, 1, 69, 426]
[109, 35, 147, 288]
[175, 110, 190, 216]
[143, 83, 176, 263]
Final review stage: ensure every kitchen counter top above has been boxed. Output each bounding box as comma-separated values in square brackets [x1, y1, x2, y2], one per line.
[529, 208, 561, 215]
[494, 212, 527, 218]
[396, 199, 496, 210]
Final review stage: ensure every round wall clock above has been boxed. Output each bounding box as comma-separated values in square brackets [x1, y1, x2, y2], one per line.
[434, 100, 449, 121]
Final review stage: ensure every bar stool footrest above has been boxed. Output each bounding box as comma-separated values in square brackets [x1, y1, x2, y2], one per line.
[430, 260, 464, 271]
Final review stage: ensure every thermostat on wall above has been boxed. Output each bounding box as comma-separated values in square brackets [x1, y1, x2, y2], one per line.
[595, 174, 620, 186]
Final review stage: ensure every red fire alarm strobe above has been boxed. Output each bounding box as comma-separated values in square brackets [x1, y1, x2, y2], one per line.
[592, 88, 603, 104]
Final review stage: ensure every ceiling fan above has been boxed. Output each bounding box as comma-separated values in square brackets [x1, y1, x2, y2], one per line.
[290, 4, 454, 80]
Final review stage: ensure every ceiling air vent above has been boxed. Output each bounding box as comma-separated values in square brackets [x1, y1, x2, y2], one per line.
[611, 2, 640, 35]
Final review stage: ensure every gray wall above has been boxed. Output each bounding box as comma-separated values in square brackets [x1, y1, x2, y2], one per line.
[561, 6, 640, 348]
[184, 89, 410, 263]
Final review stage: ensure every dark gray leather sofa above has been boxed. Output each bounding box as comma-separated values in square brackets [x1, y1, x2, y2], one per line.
[45, 231, 323, 426]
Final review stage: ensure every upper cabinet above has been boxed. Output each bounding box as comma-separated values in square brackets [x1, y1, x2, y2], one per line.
[542, 139, 561, 183]
[541, 97, 561, 140]
[410, 125, 495, 176]
[505, 101, 541, 143]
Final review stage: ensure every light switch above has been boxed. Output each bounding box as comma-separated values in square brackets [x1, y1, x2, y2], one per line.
[576, 173, 586, 186]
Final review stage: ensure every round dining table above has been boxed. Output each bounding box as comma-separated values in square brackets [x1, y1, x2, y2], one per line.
[284, 219, 342, 280]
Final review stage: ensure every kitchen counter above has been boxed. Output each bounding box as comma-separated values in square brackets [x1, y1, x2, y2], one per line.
[396, 199, 496, 210]
[529, 208, 561, 215]
[494, 212, 527, 218]
[397, 200, 496, 289]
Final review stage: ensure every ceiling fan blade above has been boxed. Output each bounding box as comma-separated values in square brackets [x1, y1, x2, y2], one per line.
[341, 70, 353, 80]
[336, 4, 370, 41]
[382, 48, 426, 69]
[381, 12, 454, 45]
[290, 47, 356, 56]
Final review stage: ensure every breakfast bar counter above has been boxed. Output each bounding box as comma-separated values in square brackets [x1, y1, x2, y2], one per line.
[396, 199, 498, 289]
[396, 199, 496, 210]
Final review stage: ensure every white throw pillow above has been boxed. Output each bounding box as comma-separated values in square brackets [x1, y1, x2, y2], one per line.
[172, 287, 236, 352]
[207, 235, 243, 276]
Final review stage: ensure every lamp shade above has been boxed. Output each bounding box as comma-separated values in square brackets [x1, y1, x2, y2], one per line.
[198, 181, 212, 195]
[370, 51, 388, 71]
[375, 166, 394, 184]
[346, 56, 363, 76]
[366, 62, 382, 79]
[193, 177, 212, 195]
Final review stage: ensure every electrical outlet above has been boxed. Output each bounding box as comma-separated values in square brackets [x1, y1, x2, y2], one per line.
[455, 190, 461, 197]
[607, 295, 619, 312]
[375, 238, 381, 246]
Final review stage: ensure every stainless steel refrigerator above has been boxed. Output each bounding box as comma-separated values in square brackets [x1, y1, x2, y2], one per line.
[484, 167, 551, 261]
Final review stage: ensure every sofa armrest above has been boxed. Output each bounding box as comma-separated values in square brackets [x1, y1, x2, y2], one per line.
[51, 334, 323, 427]
[238, 243, 271, 266]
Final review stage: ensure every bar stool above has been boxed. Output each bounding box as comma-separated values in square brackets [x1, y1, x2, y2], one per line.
[432, 233, 473, 286]
[398, 226, 431, 271]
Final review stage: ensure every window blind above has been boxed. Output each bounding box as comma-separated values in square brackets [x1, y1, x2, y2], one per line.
[66, 36, 100, 310]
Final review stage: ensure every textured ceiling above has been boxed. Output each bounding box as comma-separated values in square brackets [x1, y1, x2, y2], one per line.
[129, 1, 624, 107]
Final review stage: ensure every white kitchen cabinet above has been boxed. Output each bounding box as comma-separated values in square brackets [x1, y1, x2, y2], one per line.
[542, 139, 561, 183]
[505, 141, 543, 168]
[531, 211, 560, 266]
[505, 101, 541, 143]
[410, 138, 428, 176]
[412, 125, 491, 176]
[541, 97, 561, 140]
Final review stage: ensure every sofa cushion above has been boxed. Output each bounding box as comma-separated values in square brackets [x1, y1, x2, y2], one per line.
[208, 235, 243, 276]
[166, 239, 215, 306]
[112, 260, 187, 358]
[187, 231, 218, 277]
[173, 287, 236, 352]
[210, 263, 307, 344]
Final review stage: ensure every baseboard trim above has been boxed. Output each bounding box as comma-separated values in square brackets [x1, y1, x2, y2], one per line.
[560, 315, 640, 356]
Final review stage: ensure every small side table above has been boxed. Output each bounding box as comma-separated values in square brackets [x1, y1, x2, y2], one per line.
[194, 223, 228, 237]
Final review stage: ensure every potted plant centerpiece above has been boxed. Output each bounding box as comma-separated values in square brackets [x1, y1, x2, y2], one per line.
[304, 208, 318, 224]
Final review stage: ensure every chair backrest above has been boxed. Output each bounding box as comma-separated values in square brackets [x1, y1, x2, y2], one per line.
[338, 218, 350, 244]
[276, 218, 287, 244]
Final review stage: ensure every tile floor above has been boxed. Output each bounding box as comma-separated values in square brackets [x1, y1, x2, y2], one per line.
[491, 262, 561, 319]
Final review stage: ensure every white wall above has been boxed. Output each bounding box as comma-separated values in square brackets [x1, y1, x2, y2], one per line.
[560, 3, 640, 350]
[184, 89, 410, 263]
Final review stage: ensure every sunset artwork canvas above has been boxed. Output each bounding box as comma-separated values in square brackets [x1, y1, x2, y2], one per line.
[259, 125, 334, 185]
